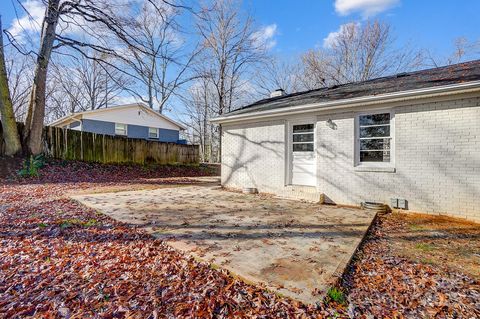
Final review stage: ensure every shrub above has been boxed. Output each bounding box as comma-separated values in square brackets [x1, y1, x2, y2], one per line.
[18, 155, 45, 178]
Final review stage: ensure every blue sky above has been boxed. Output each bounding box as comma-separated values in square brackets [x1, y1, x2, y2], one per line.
[3, 0, 479, 60]
[2, 0, 479, 120]
[242, 0, 480, 61]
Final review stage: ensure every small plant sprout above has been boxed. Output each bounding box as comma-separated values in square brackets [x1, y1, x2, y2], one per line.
[326, 287, 346, 305]
[18, 155, 45, 178]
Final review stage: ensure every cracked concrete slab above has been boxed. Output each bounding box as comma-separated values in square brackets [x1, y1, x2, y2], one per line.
[72, 185, 376, 304]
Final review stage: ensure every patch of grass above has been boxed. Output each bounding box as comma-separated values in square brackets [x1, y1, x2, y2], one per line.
[58, 218, 100, 229]
[59, 220, 74, 229]
[84, 219, 99, 227]
[409, 224, 425, 231]
[326, 287, 346, 305]
[415, 243, 435, 252]
[456, 246, 475, 258]
[419, 257, 435, 265]
[327, 311, 341, 319]
[209, 263, 221, 270]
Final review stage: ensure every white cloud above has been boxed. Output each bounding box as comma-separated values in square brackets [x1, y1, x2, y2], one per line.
[252, 24, 278, 50]
[334, 0, 400, 17]
[9, 0, 45, 39]
[323, 22, 360, 48]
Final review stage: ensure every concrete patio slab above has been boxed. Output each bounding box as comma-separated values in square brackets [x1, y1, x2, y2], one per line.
[72, 185, 376, 304]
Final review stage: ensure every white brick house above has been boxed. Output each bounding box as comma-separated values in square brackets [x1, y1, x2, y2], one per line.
[212, 61, 480, 222]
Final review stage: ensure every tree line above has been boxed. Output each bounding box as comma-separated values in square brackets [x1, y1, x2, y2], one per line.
[0, 0, 478, 160]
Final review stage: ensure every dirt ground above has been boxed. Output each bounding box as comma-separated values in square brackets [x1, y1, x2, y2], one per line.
[72, 184, 377, 304]
[0, 157, 21, 179]
[345, 212, 480, 318]
[386, 212, 480, 279]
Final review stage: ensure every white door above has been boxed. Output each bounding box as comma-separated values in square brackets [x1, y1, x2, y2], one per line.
[290, 122, 316, 186]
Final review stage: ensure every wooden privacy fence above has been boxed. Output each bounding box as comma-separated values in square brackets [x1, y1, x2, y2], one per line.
[0, 123, 199, 165]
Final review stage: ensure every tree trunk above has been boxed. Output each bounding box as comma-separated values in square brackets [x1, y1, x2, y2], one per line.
[0, 17, 22, 156]
[23, 0, 60, 155]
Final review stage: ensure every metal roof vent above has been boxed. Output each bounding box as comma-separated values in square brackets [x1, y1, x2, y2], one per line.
[270, 88, 286, 98]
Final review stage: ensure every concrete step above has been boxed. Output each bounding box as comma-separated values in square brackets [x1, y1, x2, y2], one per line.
[277, 185, 323, 202]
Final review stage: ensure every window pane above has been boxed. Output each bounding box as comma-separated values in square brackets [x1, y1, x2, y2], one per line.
[293, 143, 314, 152]
[360, 151, 390, 162]
[359, 113, 390, 126]
[115, 124, 127, 135]
[360, 138, 390, 151]
[293, 124, 314, 133]
[293, 133, 313, 142]
[148, 128, 158, 138]
[360, 125, 390, 138]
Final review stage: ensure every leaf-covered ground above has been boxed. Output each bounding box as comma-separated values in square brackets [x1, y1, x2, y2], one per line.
[1, 159, 479, 318]
[345, 214, 480, 318]
[0, 160, 345, 318]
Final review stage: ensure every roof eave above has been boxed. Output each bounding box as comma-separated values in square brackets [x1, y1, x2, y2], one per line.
[210, 81, 480, 124]
[48, 103, 187, 130]
[49, 114, 82, 127]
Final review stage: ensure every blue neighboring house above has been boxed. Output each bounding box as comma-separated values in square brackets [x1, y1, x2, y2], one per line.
[49, 103, 187, 144]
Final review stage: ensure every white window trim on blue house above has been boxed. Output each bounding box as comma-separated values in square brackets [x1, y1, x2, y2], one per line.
[148, 127, 159, 139]
[115, 123, 128, 136]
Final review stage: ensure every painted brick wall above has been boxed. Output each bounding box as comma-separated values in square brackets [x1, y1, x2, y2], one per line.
[222, 120, 286, 193]
[316, 95, 480, 222]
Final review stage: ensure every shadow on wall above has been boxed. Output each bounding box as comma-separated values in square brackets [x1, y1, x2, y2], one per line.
[318, 102, 480, 215]
[318, 110, 432, 208]
[222, 125, 284, 189]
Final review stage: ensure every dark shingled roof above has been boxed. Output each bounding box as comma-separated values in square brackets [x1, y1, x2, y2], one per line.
[226, 59, 480, 117]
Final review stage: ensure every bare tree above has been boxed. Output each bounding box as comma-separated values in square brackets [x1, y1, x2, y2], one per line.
[48, 50, 130, 117]
[4, 47, 33, 121]
[46, 61, 82, 119]
[181, 77, 218, 162]
[0, 17, 22, 156]
[253, 57, 304, 98]
[196, 0, 266, 115]
[300, 20, 423, 89]
[124, 1, 197, 113]
[427, 37, 480, 67]
[6, 0, 186, 154]
[20, 0, 61, 155]
[189, 0, 268, 160]
[300, 50, 332, 90]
